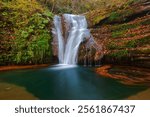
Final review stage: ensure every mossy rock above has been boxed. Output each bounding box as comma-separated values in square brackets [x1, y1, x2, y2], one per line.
[85, 9, 111, 27]
[86, 0, 147, 27]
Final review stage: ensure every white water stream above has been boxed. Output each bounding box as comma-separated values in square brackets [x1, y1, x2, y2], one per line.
[53, 14, 101, 65]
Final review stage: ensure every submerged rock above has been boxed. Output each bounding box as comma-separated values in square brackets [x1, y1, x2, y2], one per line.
[0, 83, 38, 100]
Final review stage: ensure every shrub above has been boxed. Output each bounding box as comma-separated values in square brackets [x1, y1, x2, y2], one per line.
[0, 0, 53, 65]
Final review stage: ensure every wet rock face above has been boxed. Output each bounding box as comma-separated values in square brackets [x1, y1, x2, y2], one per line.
[101, 53, 150, 68]
[51, 37, 58, 57]
[78, 0, 150, 68]
[78, 42, 103, 66]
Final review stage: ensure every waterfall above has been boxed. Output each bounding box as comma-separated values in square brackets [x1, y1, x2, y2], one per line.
[53, 16, 64, 63]
[52, 14, 102, 65]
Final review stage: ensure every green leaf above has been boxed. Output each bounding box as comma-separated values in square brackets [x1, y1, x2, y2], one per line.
[44, 11, 53, 18]
[21, 31, 29, 38]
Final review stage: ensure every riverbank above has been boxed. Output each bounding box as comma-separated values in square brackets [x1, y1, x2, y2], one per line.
[96, 65, 150, 86]
[0, 83, 38, 100]
[0, 64, 50, 71]
[127, 88, 150, 100]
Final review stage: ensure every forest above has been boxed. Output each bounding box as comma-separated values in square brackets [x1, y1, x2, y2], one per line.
[0, 0, 149, 67]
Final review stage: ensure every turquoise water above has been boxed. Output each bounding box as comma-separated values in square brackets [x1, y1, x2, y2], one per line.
[0, 65, 147, 100]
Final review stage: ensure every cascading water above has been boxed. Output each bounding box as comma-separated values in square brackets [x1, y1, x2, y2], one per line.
[52, 14, 102, 65]
[53, 16, 64, 63]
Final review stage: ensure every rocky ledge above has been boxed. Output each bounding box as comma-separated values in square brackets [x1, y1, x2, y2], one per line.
[78, 0, 150, 68]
